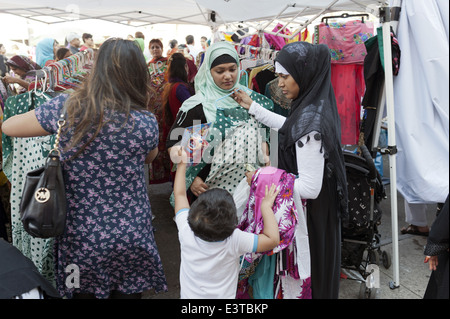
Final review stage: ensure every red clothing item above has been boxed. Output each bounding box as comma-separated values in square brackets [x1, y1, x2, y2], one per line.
[331, 64, 365, 145]
[186, 57, 197, 83]
[165, 81, 193, 180]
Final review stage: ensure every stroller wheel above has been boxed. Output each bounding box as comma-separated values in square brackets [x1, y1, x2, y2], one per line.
[382, 250, 391, 269]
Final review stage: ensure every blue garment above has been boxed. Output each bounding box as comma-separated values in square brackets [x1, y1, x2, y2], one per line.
[36, 38, 55, 67]
[248, 254, 276, 299]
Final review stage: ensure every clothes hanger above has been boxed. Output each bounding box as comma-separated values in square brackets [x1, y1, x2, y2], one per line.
[321, 13, 370, 25]
[213, 87, 252, 110]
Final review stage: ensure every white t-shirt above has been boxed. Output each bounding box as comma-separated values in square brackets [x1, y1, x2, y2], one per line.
[187, 44, 201, 61]
[175, 208, 258, 299]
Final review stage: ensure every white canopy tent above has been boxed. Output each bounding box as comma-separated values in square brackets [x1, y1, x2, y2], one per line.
[0, 0, 384, 31]
[1, 0, 448, 293]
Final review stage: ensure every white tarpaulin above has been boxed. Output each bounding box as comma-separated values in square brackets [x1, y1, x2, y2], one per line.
[0, 0, 383, 27]
[394, 0, 449, 204]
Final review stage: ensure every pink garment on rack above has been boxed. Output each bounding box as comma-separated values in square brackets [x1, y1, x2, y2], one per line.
[318, 20, 374, 65]
[264, 24, 289, 51]
[331, 64, 365, 145]
[318, 20, 373, 144]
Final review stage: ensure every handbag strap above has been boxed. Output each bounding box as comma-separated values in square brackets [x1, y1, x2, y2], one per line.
[49, 104, 67, 157]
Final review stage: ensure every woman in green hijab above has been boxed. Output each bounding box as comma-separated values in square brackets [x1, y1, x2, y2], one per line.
[166, 41, 273, 204]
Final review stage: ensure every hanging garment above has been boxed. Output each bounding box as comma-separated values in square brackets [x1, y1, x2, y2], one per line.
[236, 166, 311, 299]
[1, 91, 56, 284]
[316, 20, 374, 64]
[331, 64, 365, 144]
[205, 104, 270, 195]
[274, 240, 312, 299]
[316, 20, 374, 145]
[265, 24, 289, 51]
[393, 0, 447, 204]
[253, 68, 276, 94]
[361, 27, 401, 151]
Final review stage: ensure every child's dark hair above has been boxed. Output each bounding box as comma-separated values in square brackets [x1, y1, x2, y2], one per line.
[188, 188, 238, 242]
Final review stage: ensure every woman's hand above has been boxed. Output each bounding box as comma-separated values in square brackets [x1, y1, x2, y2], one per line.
[190, 176, 209, 197]
[232, 89, 253, 110]
[3, 74, 17, 84]
[425, 255, 439, 271]
[245, 170, 256, 186]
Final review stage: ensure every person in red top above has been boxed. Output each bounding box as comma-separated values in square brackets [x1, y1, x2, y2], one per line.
[161, 52, 194, 181]
[80, 33, 94, 51]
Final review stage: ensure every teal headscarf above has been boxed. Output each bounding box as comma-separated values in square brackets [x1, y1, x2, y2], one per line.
[178, 41, 252, 123]
[36, 38, 55, 67]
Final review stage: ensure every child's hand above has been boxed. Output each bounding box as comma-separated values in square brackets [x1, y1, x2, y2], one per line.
[261, 184, 280, 209]
[169, 145, 188, 164]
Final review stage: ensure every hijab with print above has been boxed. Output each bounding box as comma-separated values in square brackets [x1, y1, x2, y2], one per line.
[6, 55, 41, 78]
[36, 38, 55, 67]
[178, 41, 251, 123]
[276, 41, 348, 217]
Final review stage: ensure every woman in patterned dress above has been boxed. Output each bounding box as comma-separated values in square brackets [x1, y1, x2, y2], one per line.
[2, 38, 168, 299]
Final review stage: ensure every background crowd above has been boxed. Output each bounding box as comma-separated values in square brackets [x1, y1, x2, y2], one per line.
[0, 26, 447, 301]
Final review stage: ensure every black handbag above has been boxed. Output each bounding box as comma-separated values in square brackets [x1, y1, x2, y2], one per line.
[19, 108, 67, 238]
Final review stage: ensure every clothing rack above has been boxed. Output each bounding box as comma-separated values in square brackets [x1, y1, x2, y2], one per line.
[321, 13, 370, 24]
[32, 49, 94, 93]
[234, 43, 279, 64]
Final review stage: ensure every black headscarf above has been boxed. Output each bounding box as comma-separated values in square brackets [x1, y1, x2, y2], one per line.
[276, 41, 348, 218]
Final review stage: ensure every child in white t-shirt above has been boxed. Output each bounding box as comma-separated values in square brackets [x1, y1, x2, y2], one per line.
[171, 146, 280, 299]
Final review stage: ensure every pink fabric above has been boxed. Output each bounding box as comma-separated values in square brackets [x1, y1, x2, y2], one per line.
[238, 166, 298, 257]
[264, 24, 289, 51]
[331, 64, 365, 145]
[318, 20, 374, 65]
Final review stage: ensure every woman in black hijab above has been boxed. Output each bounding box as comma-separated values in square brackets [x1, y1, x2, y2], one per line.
[233, 41, 348, 299]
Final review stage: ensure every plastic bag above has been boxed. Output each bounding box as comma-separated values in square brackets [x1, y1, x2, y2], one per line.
[180, 122, 211, 166]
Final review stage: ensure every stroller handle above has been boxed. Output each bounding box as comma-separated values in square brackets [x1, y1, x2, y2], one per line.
[360, 144, 377, 181]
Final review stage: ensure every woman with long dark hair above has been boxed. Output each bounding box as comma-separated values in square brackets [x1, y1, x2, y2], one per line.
[161, 53, 194, 181]
[2, 38, 168, 299]
[162, 53, 193, 131]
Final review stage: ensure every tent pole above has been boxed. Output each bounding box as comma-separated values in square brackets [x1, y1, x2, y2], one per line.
[380, 1, 402, 290]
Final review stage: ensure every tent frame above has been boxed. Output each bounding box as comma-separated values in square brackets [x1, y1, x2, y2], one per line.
[377, 0, 402, 290]
[0, 0, 403, 292]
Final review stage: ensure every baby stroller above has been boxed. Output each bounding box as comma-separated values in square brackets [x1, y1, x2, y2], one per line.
[341, 144, 390, 299]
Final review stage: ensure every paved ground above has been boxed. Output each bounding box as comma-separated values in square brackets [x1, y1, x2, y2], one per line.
[142, 154, 438, 300]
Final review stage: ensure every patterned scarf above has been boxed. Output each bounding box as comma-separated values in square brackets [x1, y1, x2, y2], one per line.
[6, 55, 41, 78]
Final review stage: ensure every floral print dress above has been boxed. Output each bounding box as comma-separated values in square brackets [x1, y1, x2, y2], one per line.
[236, 166, 311, 299]
[35, 94, 167, 298]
